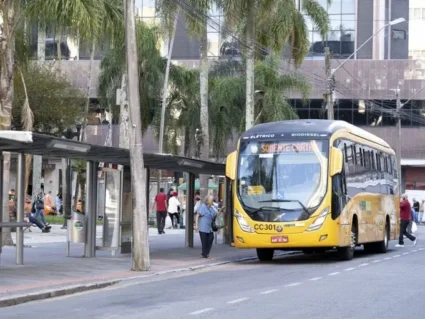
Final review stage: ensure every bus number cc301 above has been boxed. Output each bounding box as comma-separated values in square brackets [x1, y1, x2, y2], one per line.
[254, 224, 281, 231]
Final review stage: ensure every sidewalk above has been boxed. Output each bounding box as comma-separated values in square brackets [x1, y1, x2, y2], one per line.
[0, 226, 269, 307]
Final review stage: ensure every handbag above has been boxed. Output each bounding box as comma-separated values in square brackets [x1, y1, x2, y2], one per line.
[212, 210, 224, 232]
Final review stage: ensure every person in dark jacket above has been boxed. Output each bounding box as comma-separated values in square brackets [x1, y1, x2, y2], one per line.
[396, 194, 417, 247]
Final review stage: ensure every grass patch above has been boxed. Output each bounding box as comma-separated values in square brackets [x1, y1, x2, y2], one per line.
[44, 215, 103, 225]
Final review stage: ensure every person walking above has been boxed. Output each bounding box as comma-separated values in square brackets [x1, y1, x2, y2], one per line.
[32, 193, 47, 227]
[152, 188, 167, 234]
[419, 199, 425, 224]
[168, 192, 181, 229]
[413, 198, 420, 223]
[195, 195, 218, 259]
[396, 194, 417, 247]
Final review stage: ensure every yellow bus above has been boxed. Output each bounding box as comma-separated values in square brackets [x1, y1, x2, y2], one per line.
[225, 120, 399, 261]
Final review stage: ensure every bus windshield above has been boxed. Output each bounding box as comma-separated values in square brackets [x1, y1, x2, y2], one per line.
[237, 140, 329, 222]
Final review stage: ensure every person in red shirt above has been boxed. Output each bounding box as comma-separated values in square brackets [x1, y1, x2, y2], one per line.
[396, 194, 417, 247]
[152, 188, 168, 235]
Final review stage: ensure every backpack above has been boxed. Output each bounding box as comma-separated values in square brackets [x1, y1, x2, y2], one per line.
[35, 199, 44, 210]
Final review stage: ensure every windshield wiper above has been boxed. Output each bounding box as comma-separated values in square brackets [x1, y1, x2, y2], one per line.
[250, 206, 280, 215]
[258, 199, 309, 215]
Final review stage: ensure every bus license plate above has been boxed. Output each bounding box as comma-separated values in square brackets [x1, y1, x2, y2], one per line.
[271, 236, 288, 243]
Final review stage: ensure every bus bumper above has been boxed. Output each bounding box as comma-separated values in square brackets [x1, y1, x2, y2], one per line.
[233, 229, 339, 249]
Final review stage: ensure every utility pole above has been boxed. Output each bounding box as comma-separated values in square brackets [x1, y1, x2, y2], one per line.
[324, 46, 334, 120]
[124, 0, 150, 271]
[395, 87, 403, 194]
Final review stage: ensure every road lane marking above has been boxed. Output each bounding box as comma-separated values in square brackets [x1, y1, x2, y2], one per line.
[412, 250, 418, 252]
[309, 277, 323, 281]
[402, 252, 409, 255]
[372, 260, 381, 263]
[383, 257, 391, 260]
[344, 267, 355, 271]
[190, 308, 214, 315]
[359, 263, 369, 267]
[393, 255, 401, 258]
[285, 282, 301, 287]
[228, 298, 249, 304]
[260, 289, 278, 295]
[328, 272, 340, 276]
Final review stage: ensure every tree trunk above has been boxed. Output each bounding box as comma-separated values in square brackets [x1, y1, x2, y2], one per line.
[37, 24, 46, 61]
[81, 42, 96, 142]
[157, 8, 179, 194]
[32, 156, 43, 199]
[125, 0, 149, 271]
[0, 2, 15, 245]
[199, 20, 209, 199]
[119, 73, 130, 149]
[245, 4, 256, 130]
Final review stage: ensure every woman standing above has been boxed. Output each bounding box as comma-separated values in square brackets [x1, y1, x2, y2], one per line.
[195, 195, 217, 258]
[168, 191, 181, 229]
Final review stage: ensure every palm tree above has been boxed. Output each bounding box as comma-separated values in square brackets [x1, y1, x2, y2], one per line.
[0, 1, 35, 245]
[206, 56, 311, 159]
[157, 0, 214, 199]
[218, 0, 330, 130]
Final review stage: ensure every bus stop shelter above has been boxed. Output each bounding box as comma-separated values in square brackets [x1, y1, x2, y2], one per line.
[0, 131, 228, 265]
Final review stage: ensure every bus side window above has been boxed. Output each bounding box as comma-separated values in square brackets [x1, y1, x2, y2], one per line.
[371, 151, 375, 170]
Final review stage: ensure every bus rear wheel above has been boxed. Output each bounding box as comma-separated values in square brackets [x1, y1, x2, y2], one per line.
[375, 222, 389, 254]
[256, 248, 274, 261]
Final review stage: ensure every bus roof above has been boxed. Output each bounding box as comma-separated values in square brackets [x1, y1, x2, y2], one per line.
[241, 120, 391, 148]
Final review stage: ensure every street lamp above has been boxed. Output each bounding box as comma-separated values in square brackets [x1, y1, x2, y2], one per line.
[325, 17, 406, 119]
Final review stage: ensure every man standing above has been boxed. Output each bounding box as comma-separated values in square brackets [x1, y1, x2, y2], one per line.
[396, 194, 417, 247]
[152, 188, 167, 235]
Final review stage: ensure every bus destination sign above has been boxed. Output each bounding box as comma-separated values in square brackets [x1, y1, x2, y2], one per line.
[260, 142, 313, 153]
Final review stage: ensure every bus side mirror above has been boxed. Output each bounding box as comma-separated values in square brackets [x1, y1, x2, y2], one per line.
[226, 151, 237, 180]
[330, 147, 343, 177]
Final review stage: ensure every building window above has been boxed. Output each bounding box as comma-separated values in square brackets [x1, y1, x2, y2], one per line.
[305, 0, 355, 60]
[392, 29, 406, 40]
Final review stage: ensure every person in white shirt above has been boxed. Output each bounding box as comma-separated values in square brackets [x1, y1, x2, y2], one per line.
[168, 191, 181, 229]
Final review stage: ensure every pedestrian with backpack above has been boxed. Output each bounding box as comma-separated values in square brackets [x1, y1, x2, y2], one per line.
[32, 194, 47, 227]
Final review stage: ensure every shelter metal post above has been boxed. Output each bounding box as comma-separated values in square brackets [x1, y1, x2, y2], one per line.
[145, 168, 150, 226]
[185, 173, 195, 248]
[0, 154, 3, 256]
[85, 161, 98, 257]
[16, 153, 25, 265]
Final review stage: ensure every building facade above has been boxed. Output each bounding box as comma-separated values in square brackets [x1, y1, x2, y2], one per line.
[27, 0, 425, 193]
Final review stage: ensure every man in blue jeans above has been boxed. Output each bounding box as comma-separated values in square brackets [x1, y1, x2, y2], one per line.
[32, 194, 47, 227]
[396, 194, 417, 247]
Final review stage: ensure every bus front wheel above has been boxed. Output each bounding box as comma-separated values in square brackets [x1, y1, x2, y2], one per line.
[338, 228, 356, 261]
[256, 248, 274, 261]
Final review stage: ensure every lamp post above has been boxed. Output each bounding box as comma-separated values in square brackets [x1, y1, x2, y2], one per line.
[325, 17, 406, 120]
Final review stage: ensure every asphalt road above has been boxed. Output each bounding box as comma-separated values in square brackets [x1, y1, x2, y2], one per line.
[1, 241, 424, 319]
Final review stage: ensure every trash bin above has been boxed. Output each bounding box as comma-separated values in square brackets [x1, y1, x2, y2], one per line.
[67, 211, 86, 243]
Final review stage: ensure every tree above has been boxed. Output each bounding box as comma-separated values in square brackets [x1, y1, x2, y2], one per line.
[13, 63, 85, 202]
[157, 0, 214, 199]
[13, 64, 85, 134]
[125, 0, 149, 271]
[219, 0, 330, 130]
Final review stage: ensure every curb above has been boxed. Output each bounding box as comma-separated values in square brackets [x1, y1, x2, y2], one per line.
[0, 281, 118, 308]
[0, 251, 300, 308]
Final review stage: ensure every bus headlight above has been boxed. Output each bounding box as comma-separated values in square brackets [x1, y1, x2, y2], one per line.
[235, 211, 254, 233]
[307, 207, 329, 232]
